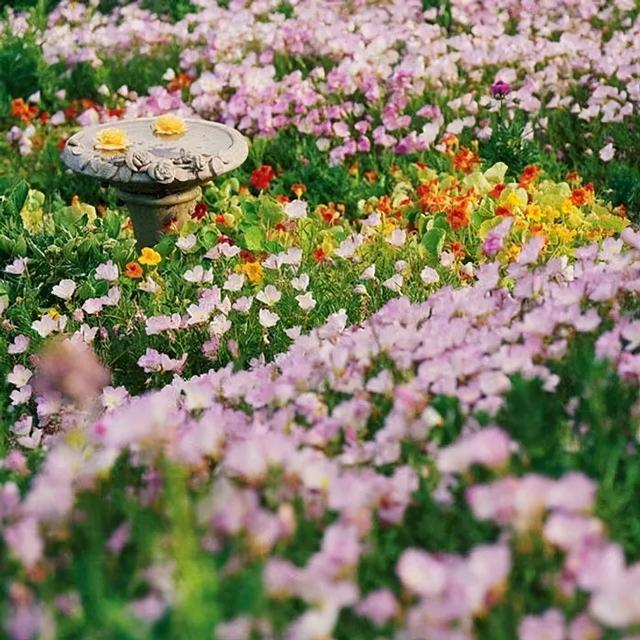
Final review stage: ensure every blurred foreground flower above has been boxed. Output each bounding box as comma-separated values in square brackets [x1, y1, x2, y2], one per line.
[34, 339, 110, 406]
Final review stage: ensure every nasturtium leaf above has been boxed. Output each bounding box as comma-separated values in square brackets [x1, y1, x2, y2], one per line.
[421, 227, 446, 256]
[243, 225, 265, 251]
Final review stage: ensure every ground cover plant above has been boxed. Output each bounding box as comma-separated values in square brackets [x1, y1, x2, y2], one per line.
[2, 0, 640, 638]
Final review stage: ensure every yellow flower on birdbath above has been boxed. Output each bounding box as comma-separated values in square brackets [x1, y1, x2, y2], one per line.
[94, 128, 130, 152]
[153, 114, 187, 137]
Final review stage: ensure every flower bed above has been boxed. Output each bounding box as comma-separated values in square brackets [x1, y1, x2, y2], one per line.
[2, 1, 640, 638]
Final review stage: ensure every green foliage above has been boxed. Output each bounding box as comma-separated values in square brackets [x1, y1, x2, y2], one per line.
[604, 162, 640, 220]
[0, 33, 42, 105]
[139, 0, 197, 21]
[479, 109, 541, 179]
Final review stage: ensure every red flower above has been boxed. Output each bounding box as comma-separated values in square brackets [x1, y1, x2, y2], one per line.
[313, 247, 327, 263]
[250, 165, 276, 191]
[192, 202, 208, 220]
[446, 205, 470, 230]
[489, 183, 507, 199]
[39, 111, 50, 124]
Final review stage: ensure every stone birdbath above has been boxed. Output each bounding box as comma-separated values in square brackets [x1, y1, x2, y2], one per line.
[61, 116, 249, 248]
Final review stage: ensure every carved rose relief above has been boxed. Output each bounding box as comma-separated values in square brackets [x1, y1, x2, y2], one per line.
[125, 148, 153, 173]
[148, 160, 176, 184]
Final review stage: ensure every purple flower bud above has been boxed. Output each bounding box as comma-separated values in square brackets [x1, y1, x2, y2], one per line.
[491, 81, 512, 98]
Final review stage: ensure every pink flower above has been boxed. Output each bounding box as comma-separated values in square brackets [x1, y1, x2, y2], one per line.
[356, 589, 398, 626]
[296, 292, 316, 311]
[437, 427, 514, 474]
[95, 260, 119, 281]
[256, 285, 281, 306]
[4, 257, 28, 275]
[7, 334, 29, 354]
[598, 142, 615, 162]
[52, 278, 77, 300]
[519, 609, 565, 640]
[4, 517, 43, 568]
[258, 308, 279, 328]
[397, 549, 447, 597]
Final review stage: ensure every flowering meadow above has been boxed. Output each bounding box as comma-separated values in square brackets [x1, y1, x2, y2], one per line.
[3, 0, 640, 638]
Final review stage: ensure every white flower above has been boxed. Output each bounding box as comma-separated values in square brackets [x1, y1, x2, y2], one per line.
[335, 235, 361, 259]
[7, 364, 32, 387]
[296, 291, 316, 311]
[277, 247, 303, 268]
[5, 257, 28, 275]
[18, 428, 42, 449]
[233, 296, 253, 313]
[8, 335, 29, 354]
[11, 415, 32, 436]
[83, 297, 105, 314]
[176, 234, 197, 253]
[285, 326, 301, 340]
[395, 260, 407, 273]
[599, 142, 615, 162]
[440, 251, 455, 268]
[386, 228, 406, 247]
[95, 260, 119, 281]
[224, 273, 245, 291]
[184, 265, 213, 284]
[11, 385, 32, 406]
[354, 284, 367, 295]
[101, 386, 129, 411]
[209, 314, 232, 336]
[104, 286, 121, 306]
[256, 284, 282, 306]
[383, 274, 404, 292]
[139, 277, 159, 293]
[284, 199, 308, 219]
[32, 314, 61, 337]
[291, 273, 309, 291]
[259, 308, 280, 328]
[360, 264, 376, 280]
[420, 266, 440, 285]
[460, 262, 475, 278]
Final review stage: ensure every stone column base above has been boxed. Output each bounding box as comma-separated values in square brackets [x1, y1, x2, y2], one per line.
[115, 185, 202, 248]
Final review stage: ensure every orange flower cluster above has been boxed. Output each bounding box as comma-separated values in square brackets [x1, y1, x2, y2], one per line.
[519, 165, 541, 189]
[10, 98, 38, 123]
[452, 147, 480, 173]
[317, 202, 344, 224]
[571, 183, 595, 206]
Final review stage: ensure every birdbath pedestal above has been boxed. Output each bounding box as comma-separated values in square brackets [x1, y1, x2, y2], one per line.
[61, 117, 248, 248]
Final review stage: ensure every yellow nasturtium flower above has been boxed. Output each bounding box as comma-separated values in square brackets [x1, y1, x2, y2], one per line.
[237, 261, 264, 284]
[138, 247, 162, 266]
[94, 128, 130, 151]
[153, 114, 188, 136]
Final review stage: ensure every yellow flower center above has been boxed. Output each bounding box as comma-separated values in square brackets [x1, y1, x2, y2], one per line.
[94, 128, 129, 152]
[153, 114, 188, 137]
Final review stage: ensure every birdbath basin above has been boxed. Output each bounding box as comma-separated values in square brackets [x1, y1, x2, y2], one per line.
[61, 117, 249, 248]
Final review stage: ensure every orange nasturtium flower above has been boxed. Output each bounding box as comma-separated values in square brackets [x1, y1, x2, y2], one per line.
[125, 262, 143, 279]
[138, 247, 162, 266]
[291, 183, 307, 198]
[519, 164, 541, 189]
[10, 98, 38, 122]
[452, 147, 480, 173]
